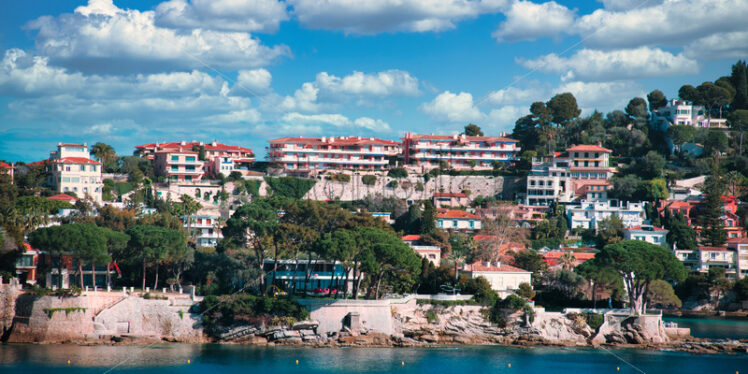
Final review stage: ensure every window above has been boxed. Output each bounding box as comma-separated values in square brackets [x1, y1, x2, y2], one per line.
[171, 156, 179, 161]
[470, 220, 475, 228]
[186, 156, 196, 162]
[185, 176, 192, 181]
[80, 165, 86, 171]
[453, 220, 458, 228]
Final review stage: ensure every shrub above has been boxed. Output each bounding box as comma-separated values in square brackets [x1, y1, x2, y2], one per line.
[584, 312, 604, 331]
[387, 181, 398, 188]
[199, 294, 310, 334]
[228, 171, 243, 181]
[387, 168, 408, 178]
[500, 294, 528, 310]
[516, 282, 536, 300]
[244, 180, 262, 197]
[43, 307, 86, 318]
[331, 173, 351, 183]
[415, 182, 424, 191]
[264, 177, 316, 199]
[362, 175, 377, 185]
[425, 309, 439, 324]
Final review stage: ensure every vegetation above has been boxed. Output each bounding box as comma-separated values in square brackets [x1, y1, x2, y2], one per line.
[264, 177, 316, 199]
[361, 175, 377, 185]
[199, 294, 309, 333]
[330, 173, 351, 183]
[387, 168, 408, 178]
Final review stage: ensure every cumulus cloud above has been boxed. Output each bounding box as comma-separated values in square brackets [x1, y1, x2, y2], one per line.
[553, 80, 644, 113]
[487, 86, 546, 105]
[492, 0, 576, 42]
[596, 0, 664, 11]
[420, 91, 483, 123]
[684, 31, 748, 60]
[289, 0, 508, 34]
[576, 0, 748, 49]
[26, 0, 290, 74]
[518, 47, 698, 82]
[155, 0, 289, 33]
[315, 70, 420, 97]
[282, 112, 391, 132]
[232, 68, 273, 96]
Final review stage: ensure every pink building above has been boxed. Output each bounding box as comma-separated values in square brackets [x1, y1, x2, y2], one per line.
[267, 136, 400, 173]
[433, 192, 469, 208]
[135, 141, 254, 162]
[154, 150, 204, 183]
[401, 133, 520, 171]
[0, 161, 13, 183]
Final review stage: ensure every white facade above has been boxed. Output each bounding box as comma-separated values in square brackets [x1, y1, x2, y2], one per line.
[460, 262, 532, 298]
[268, 136, 400, 172]
[727, 240, 748, 279]
[436, 211, 483, 231]
[567, 199, 645, 230]
[213, 156, 235, 177]
[183, 215, 223, 247]
[47, 143, 103, 203]
[675, 247, 737, 277]
[402, 133, 520, 171]
[622, 226, 669, 247]
[654, 99, 727, 129]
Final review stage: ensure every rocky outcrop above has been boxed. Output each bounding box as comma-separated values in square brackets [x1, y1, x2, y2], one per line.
[592, 314, 670, 346]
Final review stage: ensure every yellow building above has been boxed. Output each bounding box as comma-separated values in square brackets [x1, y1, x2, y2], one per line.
[47, 143, 103, 203]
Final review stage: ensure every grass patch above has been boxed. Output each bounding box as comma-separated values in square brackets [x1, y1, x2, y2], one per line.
[43, 307, 86, 318]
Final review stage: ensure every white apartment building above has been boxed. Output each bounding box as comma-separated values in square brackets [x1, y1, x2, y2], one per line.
[182, 215, 223, 247]
[47, 143, 103, 203]
[211, 156, 235, 177]
[526, 144, 615, 206]
[460, 261, 532, 298]
[267, 136, 400, 172]
[401, 133, 520, 171]
[567, 199, 645, 230]
[727, 239, 748, 279]
[622, 225, 669, 247]
[674, 246, 737, 278]
[653, 99, 727, 129]
[436, 210, 483, 232]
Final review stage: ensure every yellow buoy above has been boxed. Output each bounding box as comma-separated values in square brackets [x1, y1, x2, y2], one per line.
[617, 367, 620, 371]
[401, 361, 405, 366]
[67, 360, 70, 365]
[187, 359, 191, 364]
[296, 360, 299, 365]
[508, 363, 511, 368]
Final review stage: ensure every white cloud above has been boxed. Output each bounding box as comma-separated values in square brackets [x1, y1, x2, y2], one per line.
[281, 112, 391, 132]
[232, 68, 272, 96]
[487, 86, 546, 105]
[420, 91, 483, 123]
[554, 80, 644, 114]
[485, 106, 526, 129]
[289, 0, 508, 34]
[27, 0, 290, 74]
[518, 47, 698, 82]
[576, 0, 748, 49]
[315, 70, 420, 97]
[596, 0, 663, 11]
[277, 83, 320, 112]
[683, 31, 748, 60]
[492, 1, 576, 42]
[84, 122, 114, 135]
[155, 0, 289, 33]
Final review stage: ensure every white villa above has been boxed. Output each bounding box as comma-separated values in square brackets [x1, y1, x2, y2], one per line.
[567, 199, 646, 230]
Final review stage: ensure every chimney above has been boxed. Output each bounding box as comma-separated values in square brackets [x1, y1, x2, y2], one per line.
[180, 141, 186, 146]
[212, 141, 217, 146]
[321, 137, 326, 142]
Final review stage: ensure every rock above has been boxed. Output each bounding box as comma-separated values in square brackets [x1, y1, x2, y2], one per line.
[292, 320, 319, 330]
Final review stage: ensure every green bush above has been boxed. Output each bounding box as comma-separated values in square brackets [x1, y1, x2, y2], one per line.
[500, 294, 528, 310]
[331, 173, 351, 183]
[425, 309, 439, 324]
[584, 312, 604, 331]
[387, 180, 398, 188]
[43, 307, 86, 318]
[15, 196, 73, 215]
[244, 180, 262, 197]
[264, 177, 316, 199]
[415, 182, 424, 191]
[362, 175, 377, 185]
[199, 294, 310, 334]
[387, 168, 408, 178]
[114, 182, 133, 196]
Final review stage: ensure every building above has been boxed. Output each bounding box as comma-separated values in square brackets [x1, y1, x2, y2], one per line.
[473, 235, 526, 262]
[542, 249, 596, 268]
[658, 195, 747, 239]
[267, 136, 400, 173]
[525, 144, 614, 206]
[402, 234, 442, 265]
[433, 192, 469, 208]
[154, 149, 204, 183]
[47, 193, 79, 205]
[567, 199, 645, 230]
[674, 246, 737, 277]
[15, 243, 40, 285]
[727, 238, 748, 278]
[47, 143, 103, 203]
[135, 141, 255, 162]
[436, 209, 483, 232]
[182, 215, 223, 247]
[653, 99, 727, 129]
[622, 225, 669, 247]
[401, 133, 520, 171]
[460, 261, 532, 298]
[263, 259, 351, 294]
[0, 161, 13, 183]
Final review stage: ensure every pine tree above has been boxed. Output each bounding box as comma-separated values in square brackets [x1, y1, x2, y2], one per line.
[702, 163, 727, 247]
[731, 60, 748, 110]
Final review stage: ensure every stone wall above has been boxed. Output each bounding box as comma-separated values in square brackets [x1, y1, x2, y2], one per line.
[298, 297, 417, 336]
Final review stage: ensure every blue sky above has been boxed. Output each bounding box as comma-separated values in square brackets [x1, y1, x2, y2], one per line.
[1, 0, 746, 162]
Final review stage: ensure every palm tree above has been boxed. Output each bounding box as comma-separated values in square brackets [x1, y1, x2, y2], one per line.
[177, 195, 202, 242]
[90, 142, 117, 171]
[559, 251, 577, 271]
[725, 171, 743, 196]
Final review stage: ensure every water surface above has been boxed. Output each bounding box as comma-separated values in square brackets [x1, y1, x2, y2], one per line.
[0, 344, 745, 374]
[664, 316, 748, 340]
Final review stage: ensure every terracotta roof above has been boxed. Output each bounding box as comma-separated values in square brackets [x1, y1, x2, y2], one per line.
[402, 235, 422, 241]
[136, 141, 253, 153]
[154, 150, 198, 155]
[434, 192, 467, 198]
[437, 210, 481, 219]
[27, 159, 49, 166]
[566, 144, 612, 153]
[47, 194, 77, 202]
[0, 162, 12, 169]
[542, 251, 596, 260]
[698, 246, 732, 252]
[268, 136, 400, 146]
[728, 238, 748, 244]
[58, 143, 86, 147]
[49, 157, 101, 165]
[464, 261, 530, 273]
[405, 133, 518, 143]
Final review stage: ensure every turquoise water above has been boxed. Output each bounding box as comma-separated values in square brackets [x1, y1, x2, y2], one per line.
[664, 316, 748, 340]
[0, 344, 746, 374]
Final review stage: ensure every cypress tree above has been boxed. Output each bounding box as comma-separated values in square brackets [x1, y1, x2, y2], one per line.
[731, 60, 748, 110]
[702, 164, 727, 247]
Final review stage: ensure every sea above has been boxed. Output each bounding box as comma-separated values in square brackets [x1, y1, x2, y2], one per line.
[0, 319, 746, 374]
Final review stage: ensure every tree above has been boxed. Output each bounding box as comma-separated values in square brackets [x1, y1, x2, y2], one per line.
[640, 151, 666, 179]
[355, 227, 421, 299]
[476, 202, 527, 264]
[610, 174, 641, 201]
[546, 93, 581, 126]
[590, 240, 687, 315]
[704, 131, 729, 156]
[664, 211, 697, 250]
[668, 125, 696, 145]
[647, 90, 667, 111]
[559, 251, 576, 271]
[679, 84, 698, 102]
[730, 60, 748, 110]
[420, 201, 437, 234]
[90, 142, 117, 172]
[728, 110, 748, 154]
[707, 267, 731, 308]
[576, 260, 619, 308]
[464, 124, 483, 136]
[172, 195, 202, 242]
[512, 249, 546, 284]
[702, 165, 727, 247]
[516, 282, 535, 300]
[596, 215, 623, 247]
[646, 280, 682, 309]
[625, 97, 649, 120]
[697, 81, 732, 119]
[125, 225, 186, 290]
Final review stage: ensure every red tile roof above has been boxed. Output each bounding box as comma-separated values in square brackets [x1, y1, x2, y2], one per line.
[728, 238, 748, 244]
[434, 192, 467, 198]
[698, 246, 732, 252]
[136, 141, 253, 153]
[464, 261, 530, 273]
[437, 210, 481, 219]
[0, 162, 12, 169]
[269, 136, 400, 146]
[47, 194, 78, 202]
[543, 251, 596, 260]
[401, 235, 422, 241]
[566, 144, 612, 153]
[49, 157, 101, 165]
[405, 133, 518, 143]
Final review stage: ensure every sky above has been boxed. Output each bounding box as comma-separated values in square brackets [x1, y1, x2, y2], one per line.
[0, 0, 746, 162]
